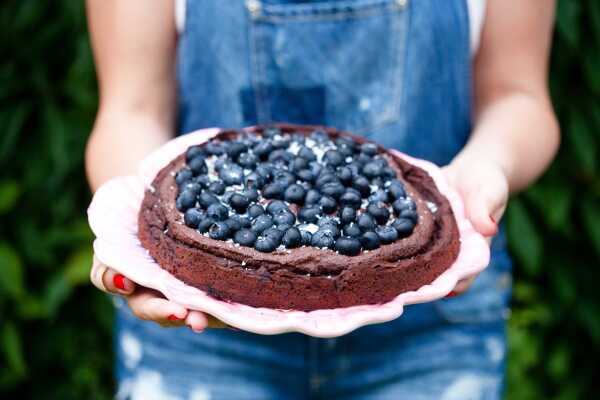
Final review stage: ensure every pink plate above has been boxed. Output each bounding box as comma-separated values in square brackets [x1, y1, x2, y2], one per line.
[88, 128, 490, 338]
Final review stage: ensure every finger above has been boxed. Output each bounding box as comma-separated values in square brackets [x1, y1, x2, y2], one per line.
[102, 266, 136, 295]
[464, 178, 508, 237]
[186, 310, 209, 333]
[127, 289, 188, 324]
[445, 276, 477, 297]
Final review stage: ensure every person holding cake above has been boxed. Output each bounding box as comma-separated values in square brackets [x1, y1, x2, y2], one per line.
[86, 0, 559, 399]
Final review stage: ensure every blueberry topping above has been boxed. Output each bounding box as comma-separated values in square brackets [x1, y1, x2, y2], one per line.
[360, 143, 379, 156]
[269, 149, 294, 163]
[311, 230, 335, 249]
[219, 164, 244, 185]
[262, 227, 284, 245]
[392, 197, 416, 214]
[229, 214, 252, 229]
[226, 141, 247, 159]
[360, 231, 380, 250]
[263, 126, 281, 138]
[183, 182, 202, 196]
[195, 175, 211, 189]
[339, 190, 362, 208]
[335, 237, 362, 256]
[284, 184, 306, 204]
[205, 141, 225, 155]
[375, 226, 398, 244]
[185, 146, 204, 163]
[255, 236, 278, 253]
[244, 172, 266, 189]
[184, 208, 204, 228]
[229, 193, 250, 213]
[224, 217, 242, 232]
[300, 230, 313, 245]
[319, 196, 337, 214]
[320, 182, 345, 199]
[234, 229, 257, 246]
[197, 217, 215, 233]
[273, 209, 296, 226]
[343, 223, 362, 238]
[338, 207, 357, 225]
[399, 209, 418, 223]
[251, 214, 274, 234]
[362, 161, 382, 179]
[297, 169, 315, 183]
[175, 168, 193, 186]
[357, 213, 376, 231]
[337, 166, 353, 185]
[208, 221, 230, 240]
[188, 156, 208, 175]
[206, 203, 229, 221]
[238, 152, 258, 168]
[241, 188, 259, 202]
[282, 227, 302, 248]
[387, 180, 407, 200]
[208, 181, 225, 195]
[319, 223, 340, 238]
[298, 205, 321, 223]
[367, 202, 391, 225]
[263, 182, 285, 199]
[247, 203, 265, 218]
[298, 146, 317, 161]
[369, 189, 389, 203]
[266, 200, 289, 215]
[323, 150, 344, 167]
[392, 218, 415, 237]
[289, 157, 309, 172]
[352, 176, 371, 197]
[176, 190, 196, 211]
[253, 141, 273, 160]
[305, 189, 322, 205]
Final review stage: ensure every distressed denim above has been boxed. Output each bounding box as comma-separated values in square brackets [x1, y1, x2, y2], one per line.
[116, 1, 511, 398]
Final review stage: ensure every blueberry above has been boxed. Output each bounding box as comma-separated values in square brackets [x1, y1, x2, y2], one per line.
[375, 226, 398, 244]
[266, 200, 289, 215]
[352, 176, 371, 197]
[263, 182, 285, 199]
[198, 192, 220, 208]
[399, 209, 418, 223]
[205, 141, 225, 155]
[238, 152, 258, 168]
[298, 146, 317, 161]
[197, 217, 215, 233]
[229, 193, 250, 213]
[323, 150, 344, 167]
[253, 141, 274, 160]
[273, 210, 296, 226]
[305, 189, 321, 205]
[268, 149, 294, 163]
[320, 182, 345, 199]
[224, 217, 242, 232]
[337, 144, 354, 158]
[219, 164, 244, 185]
[273, 170, 296, 187]
[282, 227, 302, 248]
[255, 165, 273, 181]
[195, 175, 211, 189]
[315, 173, 339, 188]
[310, 129, 329, 142]
[244, 172, 266, 189]
[184, 208, 204, 228]
[357, 213, 376, 231]
[392, 218, 415, 237]
[289, 157, 309, 172]
[176, 190, 196, 211]
[251, 214, 273, 234]
[208, 221, 230, 240]
[367, 202, 391, 224]
[185, 145, 204, 163]
[319, 196, 338, 214]
[241, 188, 259, 202]
[356, 153, 373, 166]
[234, 229, 257, 247]
[317, 216, 339, 227]
[392, 197, 416, 215]
[362, 161, 381, 179]
[247, 203, 265, 218]
[221, 191, 236, 205]
[339, 190, 362, 208]
[369, 189, 389, 203]
[382, 167, 396, 179]
[311, 230, 335, 249]
[300, 230, 313, 245]
[319, 224, 340, 238]
[294, 169, 312, 183]
[360, 143, 378, 156]
[183, 182, 202, 195]
[284, 184, 306, 204]
[262, 227, 284, 245]
[255, 236, 278, 253]
[228, 214, 252, 229]
[371, 177, 384, 188]
[343, 223, 362, 238]
[188, 156, 208, 175]
[263, 126, 281, 138]
[335, 237, 362, 256]
[387, 180, 407, 199]
[175, 168, 194, 186]
[309, 161, 323, 177]
[360, 231, 380, 250]
[337, 166, 353, 185]
[272, 136, 291, 149]
[298, 205, 321, 223]
[226, 141, 247, 159]
[206, 203, 229, 221]
[338, 207, 357, 225]
[208, 181, 225, 195]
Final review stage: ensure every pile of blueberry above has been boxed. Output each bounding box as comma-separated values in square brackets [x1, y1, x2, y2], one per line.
[173, 127, 418, 256]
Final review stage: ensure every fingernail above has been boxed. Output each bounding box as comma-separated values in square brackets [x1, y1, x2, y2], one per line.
[167, 314, 183, 321]
[489, 214, 497, 225]
[445, 291, 459, 298]
[113, 274, 126, 291]
[190, 326, 204, 333]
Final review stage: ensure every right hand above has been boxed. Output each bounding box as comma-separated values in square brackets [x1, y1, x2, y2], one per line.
[90, 255, 228, 331]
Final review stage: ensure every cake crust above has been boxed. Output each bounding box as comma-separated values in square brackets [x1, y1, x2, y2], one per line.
[138, 125, 460, 311]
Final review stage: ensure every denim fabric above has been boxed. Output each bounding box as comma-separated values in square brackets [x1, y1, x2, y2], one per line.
[116, 1, 511, 398]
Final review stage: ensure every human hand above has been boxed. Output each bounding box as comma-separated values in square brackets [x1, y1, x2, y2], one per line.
[90, 256, 228, 331]
[442, 156, 509, 296]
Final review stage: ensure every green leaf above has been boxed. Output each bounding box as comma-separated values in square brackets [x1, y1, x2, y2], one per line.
[0, 179, 20, 214]
[526, 183, 573, 232]
[581, 197, 600, 260]
[1, 321, 27, 378]
[64, 247, 93, 285]
[0, 242, 25, 299]
[556, 0, 581, 48]
[506, 199, 543, 276]
[0, 105, 29, 162]
[568, 110, 597, 174]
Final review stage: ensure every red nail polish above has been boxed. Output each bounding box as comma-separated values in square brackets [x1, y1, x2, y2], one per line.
[489, 214, 497, 225]
[113, 274, 126, 290]
[445, 291, 459, 298]
[167, 314, 182, 321]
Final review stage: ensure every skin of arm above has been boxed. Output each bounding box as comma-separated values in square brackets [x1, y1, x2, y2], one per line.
[446, 0, 560, 293]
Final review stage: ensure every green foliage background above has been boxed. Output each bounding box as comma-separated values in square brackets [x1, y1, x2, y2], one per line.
[0, 1, 598, 399]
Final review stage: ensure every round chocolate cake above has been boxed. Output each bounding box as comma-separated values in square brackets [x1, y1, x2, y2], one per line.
[138, 124, 460, 311]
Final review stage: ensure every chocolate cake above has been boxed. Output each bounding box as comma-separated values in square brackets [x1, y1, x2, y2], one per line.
[138, 124, 460, 311]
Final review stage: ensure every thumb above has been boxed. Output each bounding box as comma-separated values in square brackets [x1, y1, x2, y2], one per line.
[464, 180, 507, 237]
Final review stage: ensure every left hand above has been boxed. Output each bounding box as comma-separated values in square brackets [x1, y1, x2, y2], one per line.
[442, 156, 509, 296]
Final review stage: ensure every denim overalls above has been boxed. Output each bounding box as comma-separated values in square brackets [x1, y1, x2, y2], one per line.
[115, 1, 512, 398]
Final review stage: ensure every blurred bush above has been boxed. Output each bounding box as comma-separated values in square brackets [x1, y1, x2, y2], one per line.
[0, 1, 598, 399]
